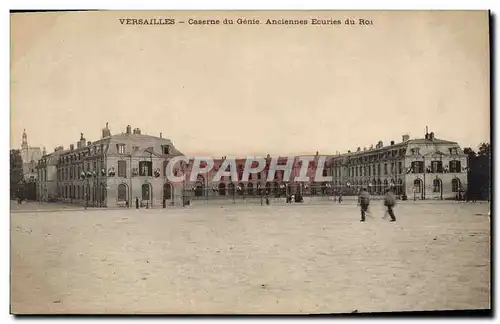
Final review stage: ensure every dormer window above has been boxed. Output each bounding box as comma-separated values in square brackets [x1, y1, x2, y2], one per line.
[117, 144, 125, 154]
[162, 145, 170, 155]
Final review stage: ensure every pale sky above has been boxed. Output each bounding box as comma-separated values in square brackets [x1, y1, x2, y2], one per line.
[10, 11, 490, 156]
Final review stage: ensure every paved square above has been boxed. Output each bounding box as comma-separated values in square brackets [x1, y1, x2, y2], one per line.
[11, 202, 490, 314]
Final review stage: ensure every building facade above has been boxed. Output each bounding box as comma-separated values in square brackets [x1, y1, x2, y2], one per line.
[52, 124, 184, 207]
[329, 132, 468, 199]
[35, 127, 468, 206]
[36, 146, 64, 202]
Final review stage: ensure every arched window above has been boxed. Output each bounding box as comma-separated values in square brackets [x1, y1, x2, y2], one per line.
[452, 178, 461, 193]
[142, 183, 151, 200]
[118, 184, 127, 202]
[237, 183, 245, 195]
[413, 179, 422, 193]
[218, 183, 226, 196]
[433, 179, 441, 192]
[227, 183, 235, 196]
[163, 183, 172, 200]
[247, 183, 254, 196]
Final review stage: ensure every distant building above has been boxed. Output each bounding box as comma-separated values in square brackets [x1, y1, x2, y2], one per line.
[328, 131, 468, 199]
[20, 129, 43, 183]
[36, 146, 65, 202]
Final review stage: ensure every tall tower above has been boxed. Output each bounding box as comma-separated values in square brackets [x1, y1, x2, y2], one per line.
[21, 129, 28, 163]
[21, 129, 27, 148]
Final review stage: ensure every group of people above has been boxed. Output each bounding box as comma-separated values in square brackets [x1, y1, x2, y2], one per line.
[358, 188, 397, 222]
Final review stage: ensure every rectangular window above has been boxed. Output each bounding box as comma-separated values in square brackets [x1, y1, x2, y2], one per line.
[390, 162, 395, 174]
[431, 161, 443, 173]
[162, 145, 170, 155]
[384, 163, 388, 175]
[118, 160, 127, 177]
[411, 161, 424, 173]
[117, 144, 125, 154]
[398, 162, 403, 174]
[139, 161, 152, 176]
[449, 160, 461, 173]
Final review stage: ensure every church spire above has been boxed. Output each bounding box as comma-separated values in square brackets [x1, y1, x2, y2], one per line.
[22, 129, 27, 147]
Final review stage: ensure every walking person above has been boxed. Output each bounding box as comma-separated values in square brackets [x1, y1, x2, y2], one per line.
[383, 189, 397, 222]
[338, 192, 343, 204]
[135, 196, 139, 209]
[358, 187, 370, 222]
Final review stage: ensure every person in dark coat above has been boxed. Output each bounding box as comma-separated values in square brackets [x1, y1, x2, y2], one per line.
[358, 188, 370, 222]
[383, 189, 397, 222]
[135, 197, 139, 209]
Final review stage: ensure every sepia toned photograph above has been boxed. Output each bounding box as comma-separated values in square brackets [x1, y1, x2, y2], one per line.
[10, 10, 491, 315]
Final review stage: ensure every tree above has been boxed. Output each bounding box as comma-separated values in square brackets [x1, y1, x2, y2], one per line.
[10, 149, 24, 198]
[463, 143, 491, 201]
[478, 142, 491, 156]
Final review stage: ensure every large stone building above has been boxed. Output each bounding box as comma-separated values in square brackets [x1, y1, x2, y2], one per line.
[36, 127, 468, 206]
[328, 131, 468, 199]
[41, 124, 184, 207]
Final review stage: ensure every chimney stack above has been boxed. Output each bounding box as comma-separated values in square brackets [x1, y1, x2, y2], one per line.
[430, 132, 435, 140]
[402, 134, 410, 142]
[126, 125, 132, 135]
[79, 133, 86, 148]
[160, 132, 162, 138]
[102, 122, 111, 138]
[390, 141, 395, 146]
[135, 128, 141, 135]
[70, 144, 74, 150]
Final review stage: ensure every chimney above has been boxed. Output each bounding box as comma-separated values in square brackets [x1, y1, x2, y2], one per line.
[160, 132, 162, 139]
[136, 128, 141, 135]
[126, 125, 132, 135]
[357, 147, 361, 152]
[316, 151, 319, 156]
[102, 123, 111, 138]
[430, 132, 435, 140]
[390, 141, 395, 146]
[70, 144, 74, 150]
[79, 134, 86, 148]
[402, 134, 410, 142]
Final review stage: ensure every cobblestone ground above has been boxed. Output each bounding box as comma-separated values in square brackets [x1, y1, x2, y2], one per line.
[11, 202, 490, 314]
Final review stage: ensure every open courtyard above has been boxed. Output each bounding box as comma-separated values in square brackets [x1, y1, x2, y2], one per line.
[10, 201, 490, 314]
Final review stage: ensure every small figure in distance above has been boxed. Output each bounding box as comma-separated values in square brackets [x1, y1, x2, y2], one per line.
[358, 187, 370, 222]
[383, 189, 397, 222]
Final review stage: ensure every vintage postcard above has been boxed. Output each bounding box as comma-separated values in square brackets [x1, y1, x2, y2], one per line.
[10, 10, 491, 315]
